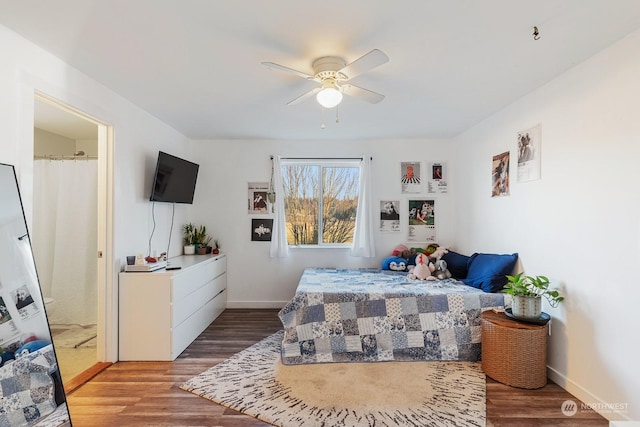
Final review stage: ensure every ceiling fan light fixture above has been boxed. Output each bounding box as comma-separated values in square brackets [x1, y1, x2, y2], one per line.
[316, 87, 343, 108]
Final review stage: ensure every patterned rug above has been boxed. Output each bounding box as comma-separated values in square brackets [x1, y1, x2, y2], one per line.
[180, 331, 486, 427]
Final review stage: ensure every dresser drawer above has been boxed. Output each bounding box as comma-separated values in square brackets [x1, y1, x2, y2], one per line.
[173, 273, 226, 326]
[172, 289, 226, 358]
[172, 256, 226, 300]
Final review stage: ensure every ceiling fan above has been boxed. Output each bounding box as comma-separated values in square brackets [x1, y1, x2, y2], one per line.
[262, 49, 389, 109]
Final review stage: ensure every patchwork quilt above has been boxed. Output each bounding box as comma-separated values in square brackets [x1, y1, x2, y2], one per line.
[278, 268, 506, 365]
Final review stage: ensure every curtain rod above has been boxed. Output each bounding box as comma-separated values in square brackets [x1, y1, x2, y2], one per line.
[270, 156, 372, 160]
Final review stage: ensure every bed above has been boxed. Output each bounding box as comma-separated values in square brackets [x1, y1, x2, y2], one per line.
[278, 268, 508, 365]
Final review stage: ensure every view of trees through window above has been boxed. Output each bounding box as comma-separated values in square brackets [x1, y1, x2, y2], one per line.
[282, 162, 359, 245]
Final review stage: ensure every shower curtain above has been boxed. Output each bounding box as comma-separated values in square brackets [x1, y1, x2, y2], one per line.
[32, 159, 98, 326]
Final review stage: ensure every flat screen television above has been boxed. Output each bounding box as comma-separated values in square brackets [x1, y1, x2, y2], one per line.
[149, 151, 199, 204]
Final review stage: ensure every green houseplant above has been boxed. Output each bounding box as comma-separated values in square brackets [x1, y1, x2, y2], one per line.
[183, 223, 196, 255]
[502, 273, 564, 319]
[193, 225, 211, 254]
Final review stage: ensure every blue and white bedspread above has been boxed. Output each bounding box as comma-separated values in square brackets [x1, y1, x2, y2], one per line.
[278, 268, 506, 365]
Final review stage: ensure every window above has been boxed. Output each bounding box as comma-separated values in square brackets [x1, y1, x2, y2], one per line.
[281, 159, 360, 246]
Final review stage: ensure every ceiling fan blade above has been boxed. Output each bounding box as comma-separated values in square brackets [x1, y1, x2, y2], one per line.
[338, 49, 389, 80]
[341, 84, 385, 104]
[261, 61, 314, 80]
[287, 86, 322, 105]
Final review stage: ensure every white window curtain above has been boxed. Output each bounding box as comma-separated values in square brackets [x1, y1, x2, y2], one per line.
[269, 156, 289, 258]
[349, 156, 375, 257]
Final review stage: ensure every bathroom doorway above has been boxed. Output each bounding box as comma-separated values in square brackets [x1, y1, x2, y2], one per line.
[31, 96, 103, 387]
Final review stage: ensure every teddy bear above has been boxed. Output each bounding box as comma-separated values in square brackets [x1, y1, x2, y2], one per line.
[408, 253, 436, 280]
[432, 259, 452, 280]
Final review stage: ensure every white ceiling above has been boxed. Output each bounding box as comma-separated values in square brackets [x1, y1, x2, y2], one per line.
[3, 1, 640, 141]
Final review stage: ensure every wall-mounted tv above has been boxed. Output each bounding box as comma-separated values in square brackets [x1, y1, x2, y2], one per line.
[150, 151, 199, 204]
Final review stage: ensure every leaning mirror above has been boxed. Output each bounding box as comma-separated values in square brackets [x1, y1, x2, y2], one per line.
[0, 163, 71, 426]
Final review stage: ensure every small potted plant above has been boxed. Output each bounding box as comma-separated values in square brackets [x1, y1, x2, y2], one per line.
[502, 273, 564, 319]
[183, 223, 196, 255]
[193, 225, 211, 255]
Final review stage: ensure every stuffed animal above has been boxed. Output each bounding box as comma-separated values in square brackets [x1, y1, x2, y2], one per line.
[432, 259, 452, 280]
[14, 340, 50, 359]
[430, 247, 449, 260]
[408, 253, 436, 280]
[424, 244, 440, 256]
[391, 244, 409, 257]
[381, 256, 409, 272]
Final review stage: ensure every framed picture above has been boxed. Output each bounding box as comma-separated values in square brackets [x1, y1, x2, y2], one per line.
[251, 219, 273, 241]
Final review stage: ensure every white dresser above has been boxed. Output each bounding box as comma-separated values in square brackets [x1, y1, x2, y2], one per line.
[118, 253, 227, 361]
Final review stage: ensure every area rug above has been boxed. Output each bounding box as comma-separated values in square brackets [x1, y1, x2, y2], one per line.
[52, 325, 97, 348]
[180, 331, 486, 427]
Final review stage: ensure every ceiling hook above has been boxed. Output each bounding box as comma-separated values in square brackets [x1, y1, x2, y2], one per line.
[533, 26, 540, 41]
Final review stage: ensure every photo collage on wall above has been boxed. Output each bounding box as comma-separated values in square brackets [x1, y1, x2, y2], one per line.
[379, 161, 447, 244]
[491, 123, 542, 197]
[248, 182, 273, 242]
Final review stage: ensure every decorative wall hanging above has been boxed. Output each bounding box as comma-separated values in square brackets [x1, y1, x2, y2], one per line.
[517, 123, 541, 182]
[251, 219, 273, 242]
[407, 199, 436, 242]
[379, 200, 400, 232]
[427, 161, 448, 194]
[491, 151, 510, 197]
[248, 182, 270, 214]
[401, 161, 422, 194]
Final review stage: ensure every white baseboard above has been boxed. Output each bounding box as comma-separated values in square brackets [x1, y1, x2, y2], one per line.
[547, 366, 631, 422]
[226, 301, 287, 309]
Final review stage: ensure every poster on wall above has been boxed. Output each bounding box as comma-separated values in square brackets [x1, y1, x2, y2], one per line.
[0, 295, 20, 347]
[517, 123, 542, 182]
[427, 162, 448, 194]
[491, 151, 510, 197]
[251, 218, 273, 241]
[248, 182, 270, 214]
[12, 284, 40, 321]
[400, 162, 422, 194]
[379, 200, 400, 232]
[407, 199, 436, 242]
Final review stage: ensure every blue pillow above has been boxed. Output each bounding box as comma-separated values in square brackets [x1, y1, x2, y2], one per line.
[441, 250, 471, 279]
[462, 253, 518, 293]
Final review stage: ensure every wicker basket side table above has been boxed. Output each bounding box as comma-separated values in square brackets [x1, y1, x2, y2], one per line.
[481, 310, 548, 389]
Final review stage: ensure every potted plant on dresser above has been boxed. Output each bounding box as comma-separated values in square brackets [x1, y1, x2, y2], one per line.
[183, 223, 196, 255]
[502, 273, 564, 320]
[193, 225, 211, 255]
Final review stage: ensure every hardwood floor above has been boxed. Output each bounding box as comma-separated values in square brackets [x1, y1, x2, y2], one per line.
[66, 309, 607, 426]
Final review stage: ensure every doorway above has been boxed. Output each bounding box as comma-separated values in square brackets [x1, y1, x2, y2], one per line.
[31, 95, 107, 387]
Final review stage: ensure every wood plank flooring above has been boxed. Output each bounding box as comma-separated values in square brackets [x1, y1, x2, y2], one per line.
[66, 309, 608, 426]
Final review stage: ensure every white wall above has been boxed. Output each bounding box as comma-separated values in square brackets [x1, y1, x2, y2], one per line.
[191, 139, 457, 307]
[0, 25, 194, 361]
[454, 29, 640, 421]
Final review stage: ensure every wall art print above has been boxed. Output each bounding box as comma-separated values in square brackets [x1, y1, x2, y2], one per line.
[517, 123, 541, 182]
[251, 218, 273, 242]
[248, 182, 270, 214]
[400, 161, 422, 194]
[407, 199, 436, 242]
[379, 200, 400, 232]
[491, 151, 510, 197]
[427, 161, 448, 194]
